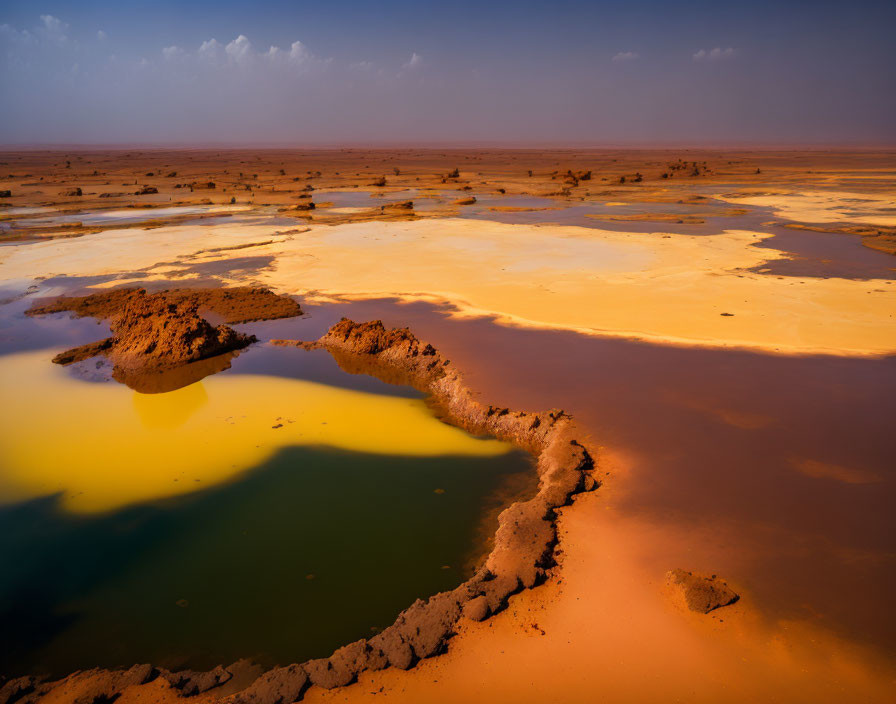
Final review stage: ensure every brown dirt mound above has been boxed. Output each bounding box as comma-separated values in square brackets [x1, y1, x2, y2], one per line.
[28, 286, 301, 325]
[668, 569, 740, 613]
[261, 318, 599, 694]
[27, 286, 301, 390]
[380, 200, 413, 211]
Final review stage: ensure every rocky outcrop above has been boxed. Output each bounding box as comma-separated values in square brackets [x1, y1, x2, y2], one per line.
[380, 200, 413, 212]
[668, 569, 739, 613]
[0, 675, 45, 704]
[161, 666, 233, 696]
[223, 665, 308, 704]
[0, 664, 156, 704]
[262, 319, 597, 694]
[27, 287, 302, 391]
[106, 293, 251, 374]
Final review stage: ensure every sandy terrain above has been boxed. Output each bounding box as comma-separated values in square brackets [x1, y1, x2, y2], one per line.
[3, 215, 893, 356]
[3, 149, 893, 355]
[1, 149, 894, 703]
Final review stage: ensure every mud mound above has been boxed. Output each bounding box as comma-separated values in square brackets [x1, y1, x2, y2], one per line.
[380, 200, 413, 211]
[28, 286, 301, 325]
[27, 287, 301, 390]
[106, 293, 252, 373]
[262, 319, 598, 693]
[668, 569, 739, 613]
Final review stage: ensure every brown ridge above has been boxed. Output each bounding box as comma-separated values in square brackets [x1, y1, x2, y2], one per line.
[5, 318, 597, 704]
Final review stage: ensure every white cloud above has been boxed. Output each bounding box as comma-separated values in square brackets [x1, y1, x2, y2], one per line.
[0, 19, 376, 84]
[612, 51, 639, 63]
[0, 23, 31, 44]
[693, 47, 737, 61]
[40, 15, 65, 33]
[38, 14, 68, 43]
[198, 38, 222, 62]
[192, 35, 321, 71]
[403, 52, 422, 70]
[225, 34, 252, 65]
[288, 40, 311, 65]
[162, 45, 184, 61]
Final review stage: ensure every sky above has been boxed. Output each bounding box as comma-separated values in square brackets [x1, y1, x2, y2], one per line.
[1, 0, 894, 146]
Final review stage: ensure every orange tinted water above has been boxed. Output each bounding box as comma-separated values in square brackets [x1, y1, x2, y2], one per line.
[309, 297, 896, 657]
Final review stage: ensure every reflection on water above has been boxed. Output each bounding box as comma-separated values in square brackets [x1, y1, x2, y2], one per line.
[3, 205, 246, 228]
[133, 380, 209, 427]
[323, 297, 896, 658]
[0, 349, 511, 513]
[0, 445, 534, 676]
[318, 188, 896, 281]
[0, 334, 535, 677]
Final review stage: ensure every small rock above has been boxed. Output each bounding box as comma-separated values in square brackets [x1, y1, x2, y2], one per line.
[225, 665, 308, 704]
[668, 569, 739, 613]
[164, 665, 232, 696]
[462, 595, 490, 622]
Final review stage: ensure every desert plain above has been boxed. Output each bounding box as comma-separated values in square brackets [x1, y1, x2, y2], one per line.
[0, 147, 894, 703]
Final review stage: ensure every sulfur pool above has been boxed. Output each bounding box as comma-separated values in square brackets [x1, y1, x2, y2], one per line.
[0, 343, 535, 676]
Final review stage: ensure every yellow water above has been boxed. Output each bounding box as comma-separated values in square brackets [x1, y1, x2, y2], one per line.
[0, 349, 510, 514]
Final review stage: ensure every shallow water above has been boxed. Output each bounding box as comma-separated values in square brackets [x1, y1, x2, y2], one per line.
[0, 308, 535, 676]
[0, 176, 893, 680]
[3, 205, 244, 229]
[466, 199, 896, 280]
[316, 187, 896, 281]
[0, 446, 533, 676]
[319, 297, 896, 658]
[0, 207, 54, 216]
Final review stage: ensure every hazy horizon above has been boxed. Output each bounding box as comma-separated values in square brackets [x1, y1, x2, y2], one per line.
[2, 0, 894, 146]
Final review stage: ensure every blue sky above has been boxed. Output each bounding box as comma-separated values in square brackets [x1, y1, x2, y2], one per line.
[1, 0, 894, 145]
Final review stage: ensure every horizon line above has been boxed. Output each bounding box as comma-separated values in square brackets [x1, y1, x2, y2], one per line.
[2, 140, 895, 152]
